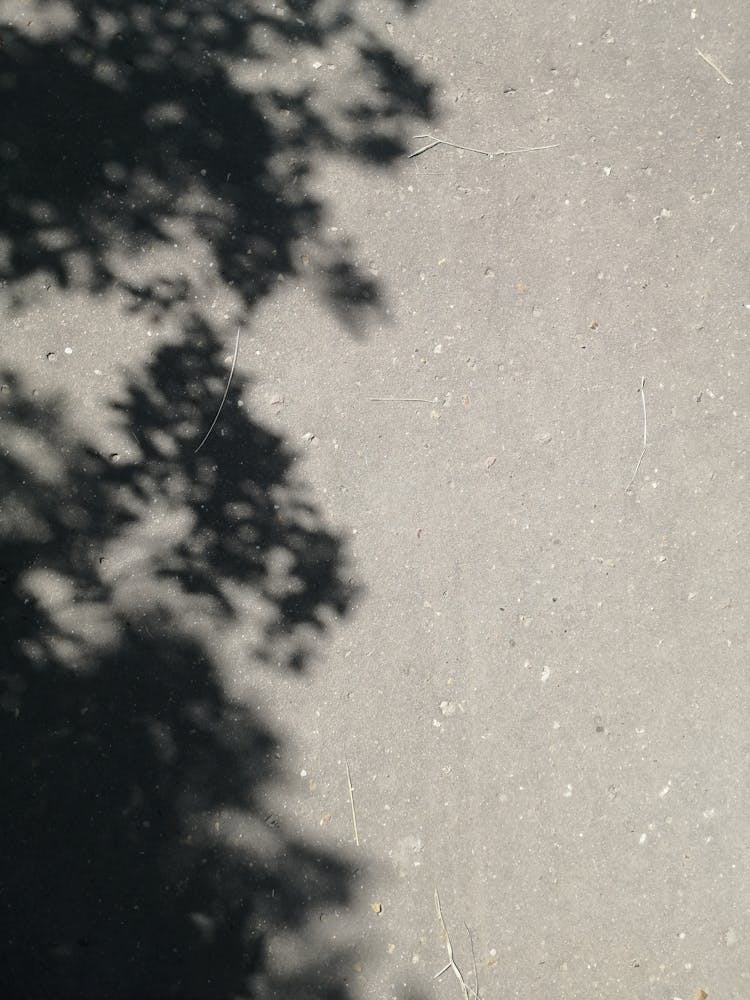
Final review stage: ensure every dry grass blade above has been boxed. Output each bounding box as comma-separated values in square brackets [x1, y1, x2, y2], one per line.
[408, 139, 441, 158]
[625, 377, 647, 493]
[465, 922, 480, 1000]
[433, 889, 480, 1000]
[369, 396, 433, 402]
[345, 761, 359, 847]
[194, 328, 240, 453]
[409, 133, 559, 159]
[695, 48, 733, 85]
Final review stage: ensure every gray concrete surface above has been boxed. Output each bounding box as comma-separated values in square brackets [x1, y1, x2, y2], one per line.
[1, 1, 748, 998]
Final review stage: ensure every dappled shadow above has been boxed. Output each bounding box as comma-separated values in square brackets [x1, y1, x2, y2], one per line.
[0, 338, 359, 998]
[0, 1, 435, 996]
[0, 0, 434, 327]
[109, 317, 353, 661]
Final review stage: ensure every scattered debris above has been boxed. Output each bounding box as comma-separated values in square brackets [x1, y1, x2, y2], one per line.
[194, 328, 240, 453]
[625, 377, 648, 493]
[695, 48, 733, 85]
[371, 902, 383, 914]
[408, 132, 559, 160]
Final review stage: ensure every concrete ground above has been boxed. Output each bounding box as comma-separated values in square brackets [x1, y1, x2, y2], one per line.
[1, 1, 748, 998]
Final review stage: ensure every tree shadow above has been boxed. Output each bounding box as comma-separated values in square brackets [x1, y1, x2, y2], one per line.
[0, 0, 433, 327]
[0, 1, 434, 996]
[0, 340, 360, 998]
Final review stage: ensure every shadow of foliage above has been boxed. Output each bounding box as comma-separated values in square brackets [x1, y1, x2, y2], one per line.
[0, 0, 434, 326]
[0, 2, 434, 996]
[0, 338, 361, 997]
